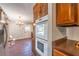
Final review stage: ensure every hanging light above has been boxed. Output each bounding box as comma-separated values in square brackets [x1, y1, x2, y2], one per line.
[17, 16, 24, 25]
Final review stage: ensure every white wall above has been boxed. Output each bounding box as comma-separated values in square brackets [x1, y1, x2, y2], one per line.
[67, 27, 79, 41]
[8, 21, 32, 40]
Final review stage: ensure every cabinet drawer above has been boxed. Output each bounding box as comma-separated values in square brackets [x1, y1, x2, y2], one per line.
[53, 49, 67, 56]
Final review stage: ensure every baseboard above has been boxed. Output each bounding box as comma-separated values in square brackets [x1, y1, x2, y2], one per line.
[16, 37, 31, 40]
[8, 37, 32, 42]
[15, 37, 31, 40]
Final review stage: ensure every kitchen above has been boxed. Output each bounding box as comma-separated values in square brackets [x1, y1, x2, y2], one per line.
[33, 3, 79, 56]
[0, 3, 79, 56]
[53, 3, 79, 56]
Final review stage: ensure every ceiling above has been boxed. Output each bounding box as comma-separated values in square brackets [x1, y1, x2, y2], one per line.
[0, 3, 34, 23]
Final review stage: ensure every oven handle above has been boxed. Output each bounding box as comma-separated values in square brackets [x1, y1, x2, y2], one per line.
[36, 37, 48, 41]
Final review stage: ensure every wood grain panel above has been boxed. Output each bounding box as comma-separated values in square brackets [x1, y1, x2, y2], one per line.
[56, 3, 77, 26]
[53, 49, 67, 56]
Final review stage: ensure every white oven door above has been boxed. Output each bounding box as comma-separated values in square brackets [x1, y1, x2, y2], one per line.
[36, 38, 48, 56]
[36, 20, 48, 41]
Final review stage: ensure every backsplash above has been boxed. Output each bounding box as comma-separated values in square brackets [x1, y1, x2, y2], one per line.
[66, 27, 79, 41]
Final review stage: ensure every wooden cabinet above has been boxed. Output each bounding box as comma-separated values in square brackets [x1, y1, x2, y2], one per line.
[41, 3, 48, 17]
[53, 49, 67, 56]
[56, 3, 78, 26]
[33, 3, 41, 21]
[77, 4, 79, 25]
[33, 3, 48, 22]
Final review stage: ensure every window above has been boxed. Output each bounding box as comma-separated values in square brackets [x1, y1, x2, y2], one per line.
[25, 26, 31, 32]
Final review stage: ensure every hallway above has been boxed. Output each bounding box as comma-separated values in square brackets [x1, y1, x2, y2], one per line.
[0, 38, 33, 56]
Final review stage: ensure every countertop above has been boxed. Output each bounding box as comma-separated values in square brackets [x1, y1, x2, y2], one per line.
[54, 38, 79, 56]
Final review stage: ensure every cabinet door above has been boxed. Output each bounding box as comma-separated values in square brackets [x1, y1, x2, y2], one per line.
[33, 5, 37, 21]
[41, 3, 48, 17]
[53, 49, 67, 56]
[77, 4, 79, 25]
[33, 3, 48, 21]
[37, 4, 41, 19]
[56, 3, 76, 26]
[33, 3, 41, 21]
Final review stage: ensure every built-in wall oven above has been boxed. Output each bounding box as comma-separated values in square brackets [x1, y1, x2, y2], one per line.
[36, 38, 48, 55]
[35, 15, 48, 56]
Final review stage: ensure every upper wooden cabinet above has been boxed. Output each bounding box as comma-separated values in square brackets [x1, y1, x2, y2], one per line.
[56, 3, 78, 26]
[33, 3, 48, 22]
[41, 3, 48, 17]
[77, 4, 79, 25]
[33, 3, 41, 20]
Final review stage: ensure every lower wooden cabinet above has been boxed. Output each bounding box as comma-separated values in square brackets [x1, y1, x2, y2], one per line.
[53, 49, 67, 56]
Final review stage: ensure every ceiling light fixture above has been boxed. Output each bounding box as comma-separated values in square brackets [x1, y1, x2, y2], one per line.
[17, 16, 24, 25]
